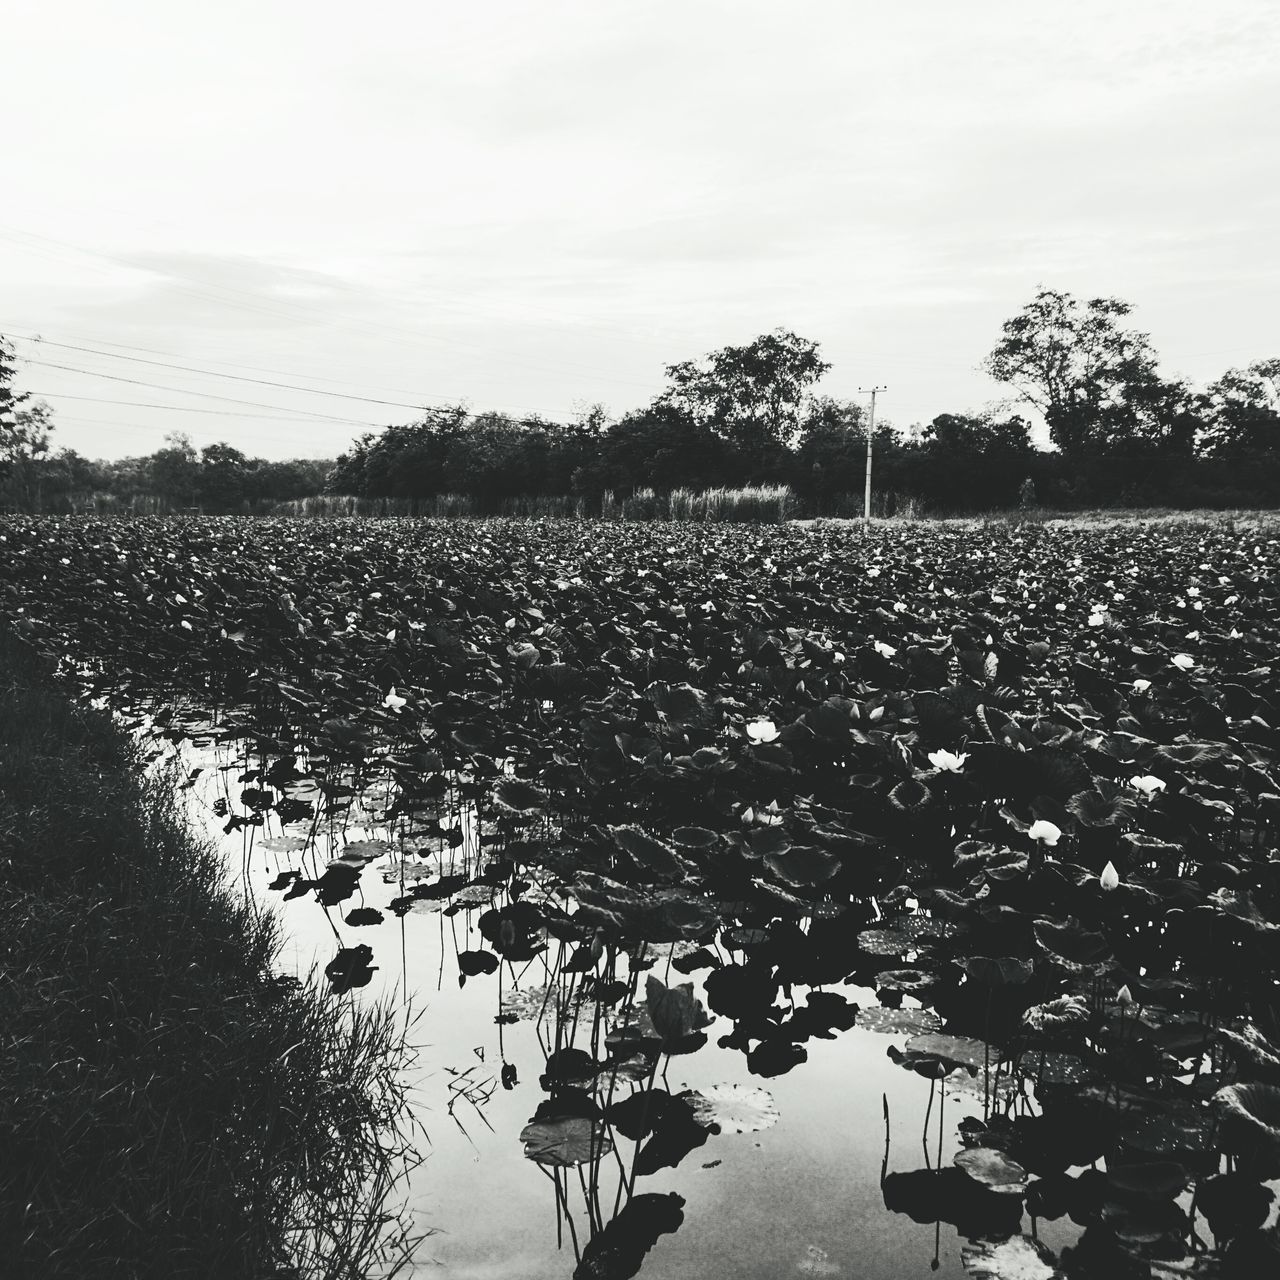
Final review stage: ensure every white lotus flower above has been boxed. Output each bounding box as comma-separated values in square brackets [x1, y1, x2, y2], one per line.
[383, 687, 407, 712]
[1171, 653, 1195, 670]
[1129, 775, 1166, 796]
[873, 640, 897, 658]
[1099, 861, 1120, 891]
[1132, 678, 1151, 692]
[745, 718, 779, 744]
[928, 749, 969, 772]
[1028, 819, 1062, 847]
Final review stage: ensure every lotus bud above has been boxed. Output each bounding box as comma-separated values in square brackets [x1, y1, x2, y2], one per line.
[1116, 984, 1135, 1007]
[1099, 861, 1120, 891]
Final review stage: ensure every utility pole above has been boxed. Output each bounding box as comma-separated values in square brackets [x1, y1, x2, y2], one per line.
[858, 385, 887, 527]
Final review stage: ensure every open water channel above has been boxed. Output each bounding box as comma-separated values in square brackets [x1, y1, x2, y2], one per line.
[127, 704, 1090, 1280]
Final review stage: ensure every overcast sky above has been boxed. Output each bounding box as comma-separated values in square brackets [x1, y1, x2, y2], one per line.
[3, 0, 1278, 461]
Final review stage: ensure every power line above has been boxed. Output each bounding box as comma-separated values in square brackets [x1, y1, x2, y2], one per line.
[21, 359, 390, 426]
[11, 333, 430, 409]
[23, 390, 376, 424]
[14, 340, 593, 435]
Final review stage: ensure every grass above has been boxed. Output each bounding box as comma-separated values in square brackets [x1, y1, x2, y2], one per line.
[276, 487, 796, 522]
[0, 630, 424, 1279]
[799, 507, 1280, 532]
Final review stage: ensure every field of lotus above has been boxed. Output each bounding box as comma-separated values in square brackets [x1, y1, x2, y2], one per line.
[3, 513, 1280, 1279]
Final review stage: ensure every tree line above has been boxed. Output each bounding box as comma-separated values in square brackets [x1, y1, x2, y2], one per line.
[4, 288, 1279, 514]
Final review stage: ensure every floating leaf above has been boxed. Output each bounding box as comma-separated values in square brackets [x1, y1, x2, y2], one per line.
[339, 838, 393, 861]
[876, 968, 937, 995]
[519, 1116, 614, 1166]
[960, 1234, 1060, 1280]
[686, 1084, 779, 1135]
[260, 835, 307, 853]
[905, 1033, 990, 1072]
[954, 1146, 1029, 1194]
[856, 1006, 944, 1036]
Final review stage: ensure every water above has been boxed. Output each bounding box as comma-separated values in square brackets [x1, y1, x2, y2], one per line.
[140, 718, 1084, 1280]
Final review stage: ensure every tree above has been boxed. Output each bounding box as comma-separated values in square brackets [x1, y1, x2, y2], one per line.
[149, 432, 201, 508]
[1197, 358, 1280, 456]
[983, 288, 1192, 456]
[0, 399, 54, 511]
[198, 441, 252, 510]
[656, 329, 831, 459]
[917, 411, 1034, 457]
[1, 337, 40, 502]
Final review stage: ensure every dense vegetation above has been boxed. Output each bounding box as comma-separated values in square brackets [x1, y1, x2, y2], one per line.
[4, 512, 1280, 1277]
[0, 629, 420, 1278]
[4, 289, 1278, 516]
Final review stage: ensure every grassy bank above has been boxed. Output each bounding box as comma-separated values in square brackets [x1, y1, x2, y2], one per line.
[0, 632, 421, 1278]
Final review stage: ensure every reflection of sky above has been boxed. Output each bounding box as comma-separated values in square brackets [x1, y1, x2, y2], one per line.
[142, 725, 1086, 1279]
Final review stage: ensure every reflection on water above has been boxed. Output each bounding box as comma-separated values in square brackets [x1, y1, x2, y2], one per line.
[126, 705, 1094, 1280]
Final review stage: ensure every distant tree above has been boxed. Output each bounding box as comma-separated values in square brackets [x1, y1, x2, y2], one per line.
[656, 329, 830, 460]
[1, 336, 48, 508]
[917, 411, 1034, 458]
[148, 432, 201, 508]
[1196, 358, 1280, 456]
[591, 405, 740, 494]
[198, 442, 252, 510]
[0, 398, 54, 510]
[983, 288, 1193, 456]
[249, 457, 334, 502]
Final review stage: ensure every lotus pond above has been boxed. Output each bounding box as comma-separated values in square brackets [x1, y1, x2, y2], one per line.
[3, 514, 1280, 1280]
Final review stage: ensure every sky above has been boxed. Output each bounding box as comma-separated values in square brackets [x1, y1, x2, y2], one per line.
[2, 0, 1278, 461]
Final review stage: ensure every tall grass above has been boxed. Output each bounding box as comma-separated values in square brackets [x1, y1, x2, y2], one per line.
[0, 631, 424, 1278]
[273, 493, 590, 518]
[601, 484, 795, 523]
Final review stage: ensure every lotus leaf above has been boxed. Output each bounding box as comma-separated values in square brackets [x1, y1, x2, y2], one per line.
[686, 1084, 779, 1134]
[518, 1115, 614, 1167]
[961, 1234, 1060, 1279]
[954, 1146, 1029, 1194]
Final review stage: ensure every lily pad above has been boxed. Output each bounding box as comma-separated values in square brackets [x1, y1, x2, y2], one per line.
[259, 835, 308, 853]
[961, 1234, 1061, 1279]
[686, 1084, 780, 1135]
[519, 1115, 614, 1166]
[905, 1033, 990, 1071]
[955, 1146, 1029, 1194]
[856, 1006, 944, 1036]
